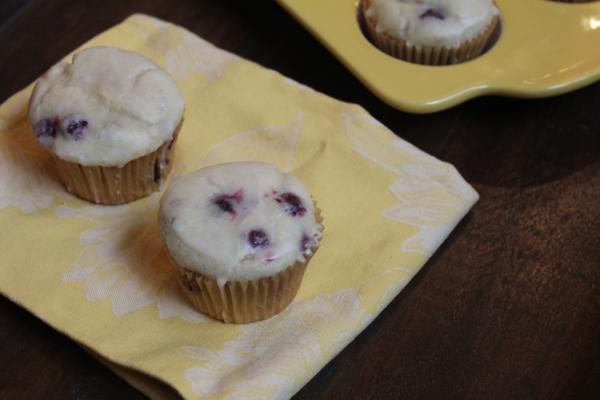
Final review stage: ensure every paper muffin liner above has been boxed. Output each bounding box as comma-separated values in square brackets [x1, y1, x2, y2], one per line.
[175, 207, 323, 324]
[52, 121, 181, 205]
[361, 0, 500, 65]
[176, 258, 309, 324]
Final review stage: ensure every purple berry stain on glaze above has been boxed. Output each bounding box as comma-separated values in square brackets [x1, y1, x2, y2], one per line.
[168, 198, 184, 207]
[213, 188, 244, 218]
[248, 229, 270, 248]
[420, 8, 445, 20]
[276, 192, 307, 217]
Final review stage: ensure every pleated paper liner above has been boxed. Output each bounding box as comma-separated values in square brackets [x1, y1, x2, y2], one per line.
[52, 120, 182, 205]
[361, 0, 500, 66]
[177, 260, 309, 324]
[175, 207, 323, 324]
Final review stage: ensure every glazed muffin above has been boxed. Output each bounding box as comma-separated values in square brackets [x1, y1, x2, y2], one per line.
[361, 0, 500, 65]
[28, 46, 184, 204]
[159, 162, 323, 323]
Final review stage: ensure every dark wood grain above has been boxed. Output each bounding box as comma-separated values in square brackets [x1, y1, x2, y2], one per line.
[1, 0, 599, 399]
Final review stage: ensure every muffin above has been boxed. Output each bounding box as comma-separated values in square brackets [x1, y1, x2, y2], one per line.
[28, 46, 184, 204]
[159, 162, 323, 323]
[361, 0, 500, 65]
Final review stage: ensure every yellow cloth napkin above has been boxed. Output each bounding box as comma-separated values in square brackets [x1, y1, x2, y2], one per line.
[0, 14, 478, 400]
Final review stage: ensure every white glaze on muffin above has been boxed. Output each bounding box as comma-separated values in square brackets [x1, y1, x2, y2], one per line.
[365, 0, 499, 48]
[159, 162, 323, 284]
[28, 47, 184, 167]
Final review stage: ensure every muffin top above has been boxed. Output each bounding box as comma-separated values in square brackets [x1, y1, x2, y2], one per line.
[364, 0, 498, 48]
[28, 47, 184, 167]
[159, 162, 323, 284]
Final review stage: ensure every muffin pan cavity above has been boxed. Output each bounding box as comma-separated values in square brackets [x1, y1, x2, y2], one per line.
[357, 2, 503, 66]
[551, 1, 599, 3]
[276, 0, 600, 113]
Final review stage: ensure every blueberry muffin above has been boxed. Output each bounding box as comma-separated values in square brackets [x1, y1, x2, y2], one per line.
[159, 162, 323, 323]
[28, 46, 184, 204]
[361, 0, 500, 65]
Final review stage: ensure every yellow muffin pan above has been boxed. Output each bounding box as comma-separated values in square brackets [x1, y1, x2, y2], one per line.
[276, 0, 600, 113]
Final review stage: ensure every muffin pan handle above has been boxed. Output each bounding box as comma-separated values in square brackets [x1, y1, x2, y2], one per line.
[276, 0, 600, 113]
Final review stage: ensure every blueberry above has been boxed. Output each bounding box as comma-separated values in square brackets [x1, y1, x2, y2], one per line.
[277, 192, 307, 217]
[34, 119, 57, 139]
[154, 160, 162, 182]
[64, 117, 88, 140]
[248, 229, 270, 248]
[420, 8, 445, 20]
[213, 189, 244, 215]
[214, 196, 235, 213]
[301, 234, 314, 254]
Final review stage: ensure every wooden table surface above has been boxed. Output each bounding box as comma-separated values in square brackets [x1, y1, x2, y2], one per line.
[1, 0, 599, 399]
